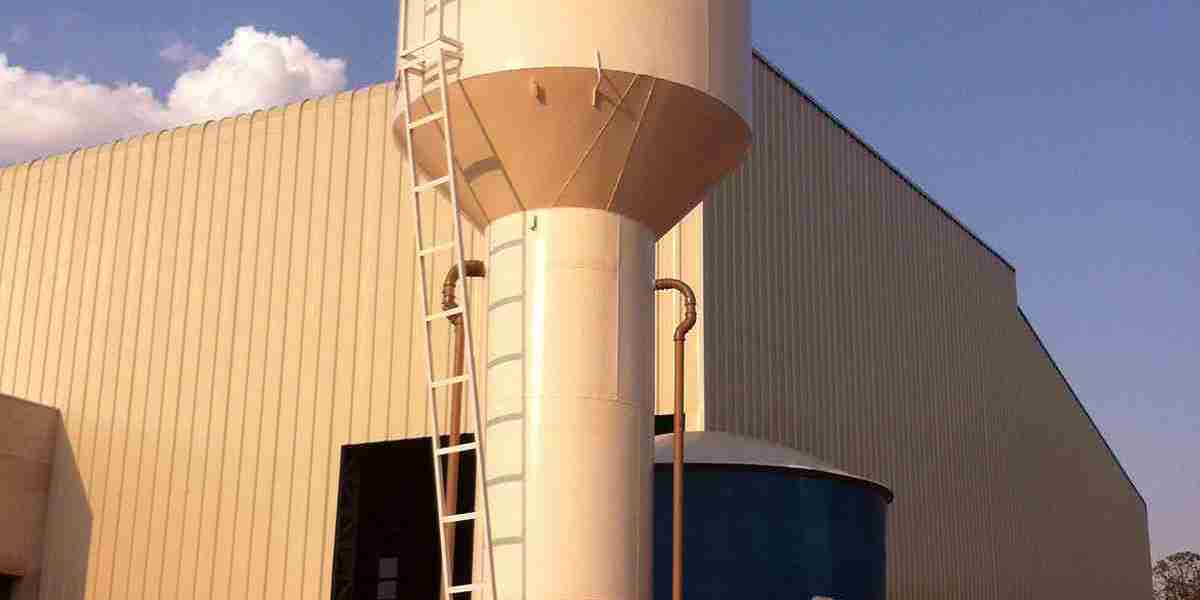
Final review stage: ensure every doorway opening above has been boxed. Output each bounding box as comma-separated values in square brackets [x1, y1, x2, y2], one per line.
[330, 436, 475, 600]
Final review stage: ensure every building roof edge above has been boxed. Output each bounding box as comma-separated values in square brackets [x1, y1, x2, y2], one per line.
[1016, 306, 1147, 508]
[751, 49, 1016, 273]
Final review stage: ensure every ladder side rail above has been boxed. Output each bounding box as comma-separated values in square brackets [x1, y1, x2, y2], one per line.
[436, 48, 499, 600]
[435, 0, 445, 45]
[420, 0, 428, 54]
[397, 0, 407, 70]
[399, 64, 457, 600]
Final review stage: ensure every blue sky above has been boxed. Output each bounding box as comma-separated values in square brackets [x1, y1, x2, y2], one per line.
[751, 1, 1198, 561]
[2, 1, 1196, 560]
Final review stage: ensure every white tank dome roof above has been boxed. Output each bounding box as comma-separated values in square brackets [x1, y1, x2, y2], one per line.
[654, 431, 893, 502]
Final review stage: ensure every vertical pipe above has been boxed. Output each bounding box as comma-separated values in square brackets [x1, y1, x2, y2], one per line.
[672, 336, 684, 600]
[441, 259, 485, 586]
[654, 278, 696, 600]
[444, 322, 465, 575]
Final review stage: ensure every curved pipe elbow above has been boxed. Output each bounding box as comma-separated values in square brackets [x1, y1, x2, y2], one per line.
[654, 278, 697, 341]
[442, 259, 487, 323]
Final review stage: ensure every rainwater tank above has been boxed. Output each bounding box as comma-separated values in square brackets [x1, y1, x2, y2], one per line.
[653, 432, 892, 600]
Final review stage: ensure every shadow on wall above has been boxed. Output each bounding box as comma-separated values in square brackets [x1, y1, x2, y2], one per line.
[29, 413, 92, 600]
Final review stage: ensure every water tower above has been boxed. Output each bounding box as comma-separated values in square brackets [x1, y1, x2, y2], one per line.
[393, 2, 752, 598]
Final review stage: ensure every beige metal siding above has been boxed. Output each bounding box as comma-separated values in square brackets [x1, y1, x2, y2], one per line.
[0, 80, 704, 599]
[703, 56, 1150, 598]
[654, 204, 705, 425]
[0, 84, 494, 600]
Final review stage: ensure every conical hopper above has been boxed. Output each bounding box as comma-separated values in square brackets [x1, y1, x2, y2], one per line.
[395, 67, 750, 236]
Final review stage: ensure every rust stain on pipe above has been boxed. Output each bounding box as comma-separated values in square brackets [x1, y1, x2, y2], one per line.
[441, 259, 486, 583]
[654, 277, 696, 600]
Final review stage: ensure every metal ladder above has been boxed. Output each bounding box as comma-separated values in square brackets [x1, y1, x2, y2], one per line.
[396, 2, 498, 598]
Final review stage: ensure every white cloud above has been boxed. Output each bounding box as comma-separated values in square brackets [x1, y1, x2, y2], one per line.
[166, 26, 346, 124]
[159, 41, 210, 70]
[0, 54, 165, 164]
[8, 24, 31, 46]
[0, 26, 347, 165]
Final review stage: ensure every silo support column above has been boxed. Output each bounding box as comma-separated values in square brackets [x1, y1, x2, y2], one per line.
[484, 208, 654, 600]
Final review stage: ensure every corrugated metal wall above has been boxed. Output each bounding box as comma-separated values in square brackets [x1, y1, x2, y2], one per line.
[0, 80, 704, 599]
[0, 85, 473, 600]
[0, 55, 1151, 600]
[703, 56, 1150, 598]
[654, 204, 705, 423]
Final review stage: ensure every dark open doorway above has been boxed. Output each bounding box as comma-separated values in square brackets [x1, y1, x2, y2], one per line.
[330, 436, 475, 600]
[0, 575, 16, 600]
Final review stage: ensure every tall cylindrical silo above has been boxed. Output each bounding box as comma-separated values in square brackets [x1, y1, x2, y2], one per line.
[394, 3, 753, 598]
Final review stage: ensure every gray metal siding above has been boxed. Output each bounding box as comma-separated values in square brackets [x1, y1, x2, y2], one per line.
[703, 56, 1150, 599]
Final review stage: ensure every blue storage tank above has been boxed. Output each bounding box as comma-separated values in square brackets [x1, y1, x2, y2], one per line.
[653, 432, 893, 600]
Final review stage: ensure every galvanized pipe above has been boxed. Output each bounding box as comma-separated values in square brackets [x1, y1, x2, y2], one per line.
[441, 259, 485, 582]
[654, 277, 696, 600]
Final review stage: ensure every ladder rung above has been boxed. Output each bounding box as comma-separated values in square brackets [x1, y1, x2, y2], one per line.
[400, 55, 462, 76]
[426, 306, 464, 322]
[448, 584, 481, 595]
[418, 241, 455, 257]
[436, 441, 477, 456]
[408, 111, 445, 130]
[398, 59, 441, 76]
[397, 55, 437, 74]
[415, 175, 451, 193]
[401, 39, 464, 61]
[400, 40, 439, 58]
[398, 62, 427, 75]
[441, 512, 476, 524]
[431, 374, 469, 388]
